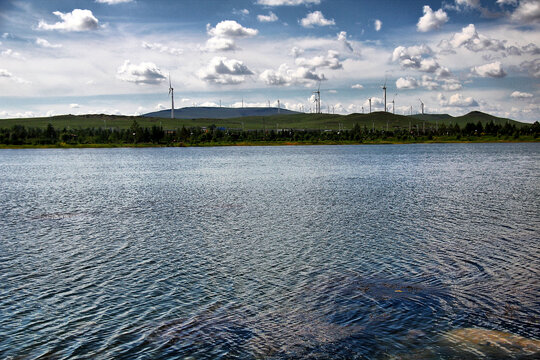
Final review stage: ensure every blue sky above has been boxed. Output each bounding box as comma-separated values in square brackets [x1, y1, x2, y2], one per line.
[0, 0, 538, 121]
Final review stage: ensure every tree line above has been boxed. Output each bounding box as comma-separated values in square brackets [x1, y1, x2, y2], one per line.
[1, 119, 538, 146]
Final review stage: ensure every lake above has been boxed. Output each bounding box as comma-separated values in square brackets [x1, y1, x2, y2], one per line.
[1, 143, 539, 359]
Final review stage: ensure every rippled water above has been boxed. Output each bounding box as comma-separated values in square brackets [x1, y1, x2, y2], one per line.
[1, 144, 539, 359]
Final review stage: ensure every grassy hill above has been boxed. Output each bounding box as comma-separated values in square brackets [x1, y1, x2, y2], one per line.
[0, 110, 532, 131]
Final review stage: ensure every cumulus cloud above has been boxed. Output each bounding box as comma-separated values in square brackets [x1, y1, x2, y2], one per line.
[207, 20, 258, 38]
[438, 93, 479, 107]
[142, 42, 183, 55]
[471, 61, 506, 78]
[391, 44, 442, 73]
[441, 79, 463, 91]
[351, 83, 363, 89]
[420, 75, 439, 90]
[295, 50, 342, 70]
[36, 37, 62, 48]
[417, 6, 449, 32]
[374, 19, 382, 31]
[204, 37, 236, 51]
[204, 20, 258, 52]
[441, 24, 506, 53]
[116, 60, 166, 85]
[38, 9, 99, 32]
[300, 11, 335, 28]
[396, 76, 419, 89]
[95, 0, 133, 4]
[337, 31, 353, 52]
[511, 91, 533, 99]
[258, 11, 279, 22]
[510, 0, 540, 23]
[256, 0, 320, 5]
[198, 57, 253, 85]
[70, 103, 80, 108]
[259, 63, 325, 86]
[519, 59, 540, 78]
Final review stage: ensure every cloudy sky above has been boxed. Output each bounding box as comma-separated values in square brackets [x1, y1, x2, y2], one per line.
[0, 0, 538, 122]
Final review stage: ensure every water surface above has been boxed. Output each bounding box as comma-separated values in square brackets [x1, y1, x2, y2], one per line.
[1, 143, 539, 359]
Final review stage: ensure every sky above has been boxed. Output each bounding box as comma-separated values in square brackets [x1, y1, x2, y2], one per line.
[0, 0, 538, 122]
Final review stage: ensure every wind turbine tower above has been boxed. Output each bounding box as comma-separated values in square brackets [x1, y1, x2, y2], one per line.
[277, 99, 280, 114]
[382, 77, 387, 112]
[368, 98, 372, 113]
[313, 81, 321, 114]
[168, 74, 174, 119]
[419, 99, 424, 115]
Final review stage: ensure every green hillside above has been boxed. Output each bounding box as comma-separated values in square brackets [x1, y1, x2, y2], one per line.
[0, 110, 533, 131]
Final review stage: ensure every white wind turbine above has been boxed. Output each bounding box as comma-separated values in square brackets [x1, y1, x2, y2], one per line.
[168, 74, 174, 119]
[382, 76, 387, 113]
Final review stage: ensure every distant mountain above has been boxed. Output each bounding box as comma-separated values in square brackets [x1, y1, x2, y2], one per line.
[409, 111, 523, 126]
[143, 106, 301, 119]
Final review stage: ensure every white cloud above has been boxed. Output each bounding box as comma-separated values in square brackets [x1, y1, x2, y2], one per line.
[443, 24, 506, 52]
[1, 49, 24, 60]
[497, 0, 518, 6]
[290, 46, 304, 57]
[156, 103, 167, 110]
[198, 57, 254, 85]
[95, 0, 133, 4]
[471, 61, 506, 78]
[396, 76, 419, 89]
[441, 79, 463, 91]
[70, 103, 80, 108]
[420, 75, 439, 90]
[337, 31, 353, 52]
[204, 37, 237, 51]
[374, 19, 382, 32]
[417, 6, 449, 32]
[510, 91, 533, 99]
[351, 83, 363, 89]
[392, 44, 441, 73]
[438, 93, 479, 107]
[259, 63, 325, 86]
[256, 0, 320, 5]
[36, 38, 62, 48]
[258, 12, 279, 22]
[510, 0, 540, 23]
[38, 9, 99, 32]
[300, 11, 335, 28]
[0, 68, 29, 84]
[519, 59, 540, 78]
[207, 20, 258, 38]
[0, 69, 13, 77]
[116, 60, 166, 85]
[454, 0, 481, 9]
[142, 42, 183, 55]
[204, 20, 258, 52]
[295, 50, 342, 70]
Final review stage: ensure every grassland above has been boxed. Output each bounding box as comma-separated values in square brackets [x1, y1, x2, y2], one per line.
[0, 110, 530, 132]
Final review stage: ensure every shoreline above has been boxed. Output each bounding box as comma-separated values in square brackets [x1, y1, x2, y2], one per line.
[1, 138, 538, 149]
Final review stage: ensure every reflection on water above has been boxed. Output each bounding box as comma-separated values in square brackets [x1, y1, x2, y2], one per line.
[0, 144, 539, 359]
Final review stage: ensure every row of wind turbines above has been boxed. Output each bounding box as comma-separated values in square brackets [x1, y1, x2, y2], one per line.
[167, 74, 426, 119]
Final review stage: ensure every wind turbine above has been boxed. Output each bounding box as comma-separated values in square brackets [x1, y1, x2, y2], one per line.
[392, 93, 397, 114]
[419, 98, 424, 115]
[382, 76, 387, 113]
[313, 81, 321, 114]
[168, 73, 174, 119]
[368, 98, 372, 113]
